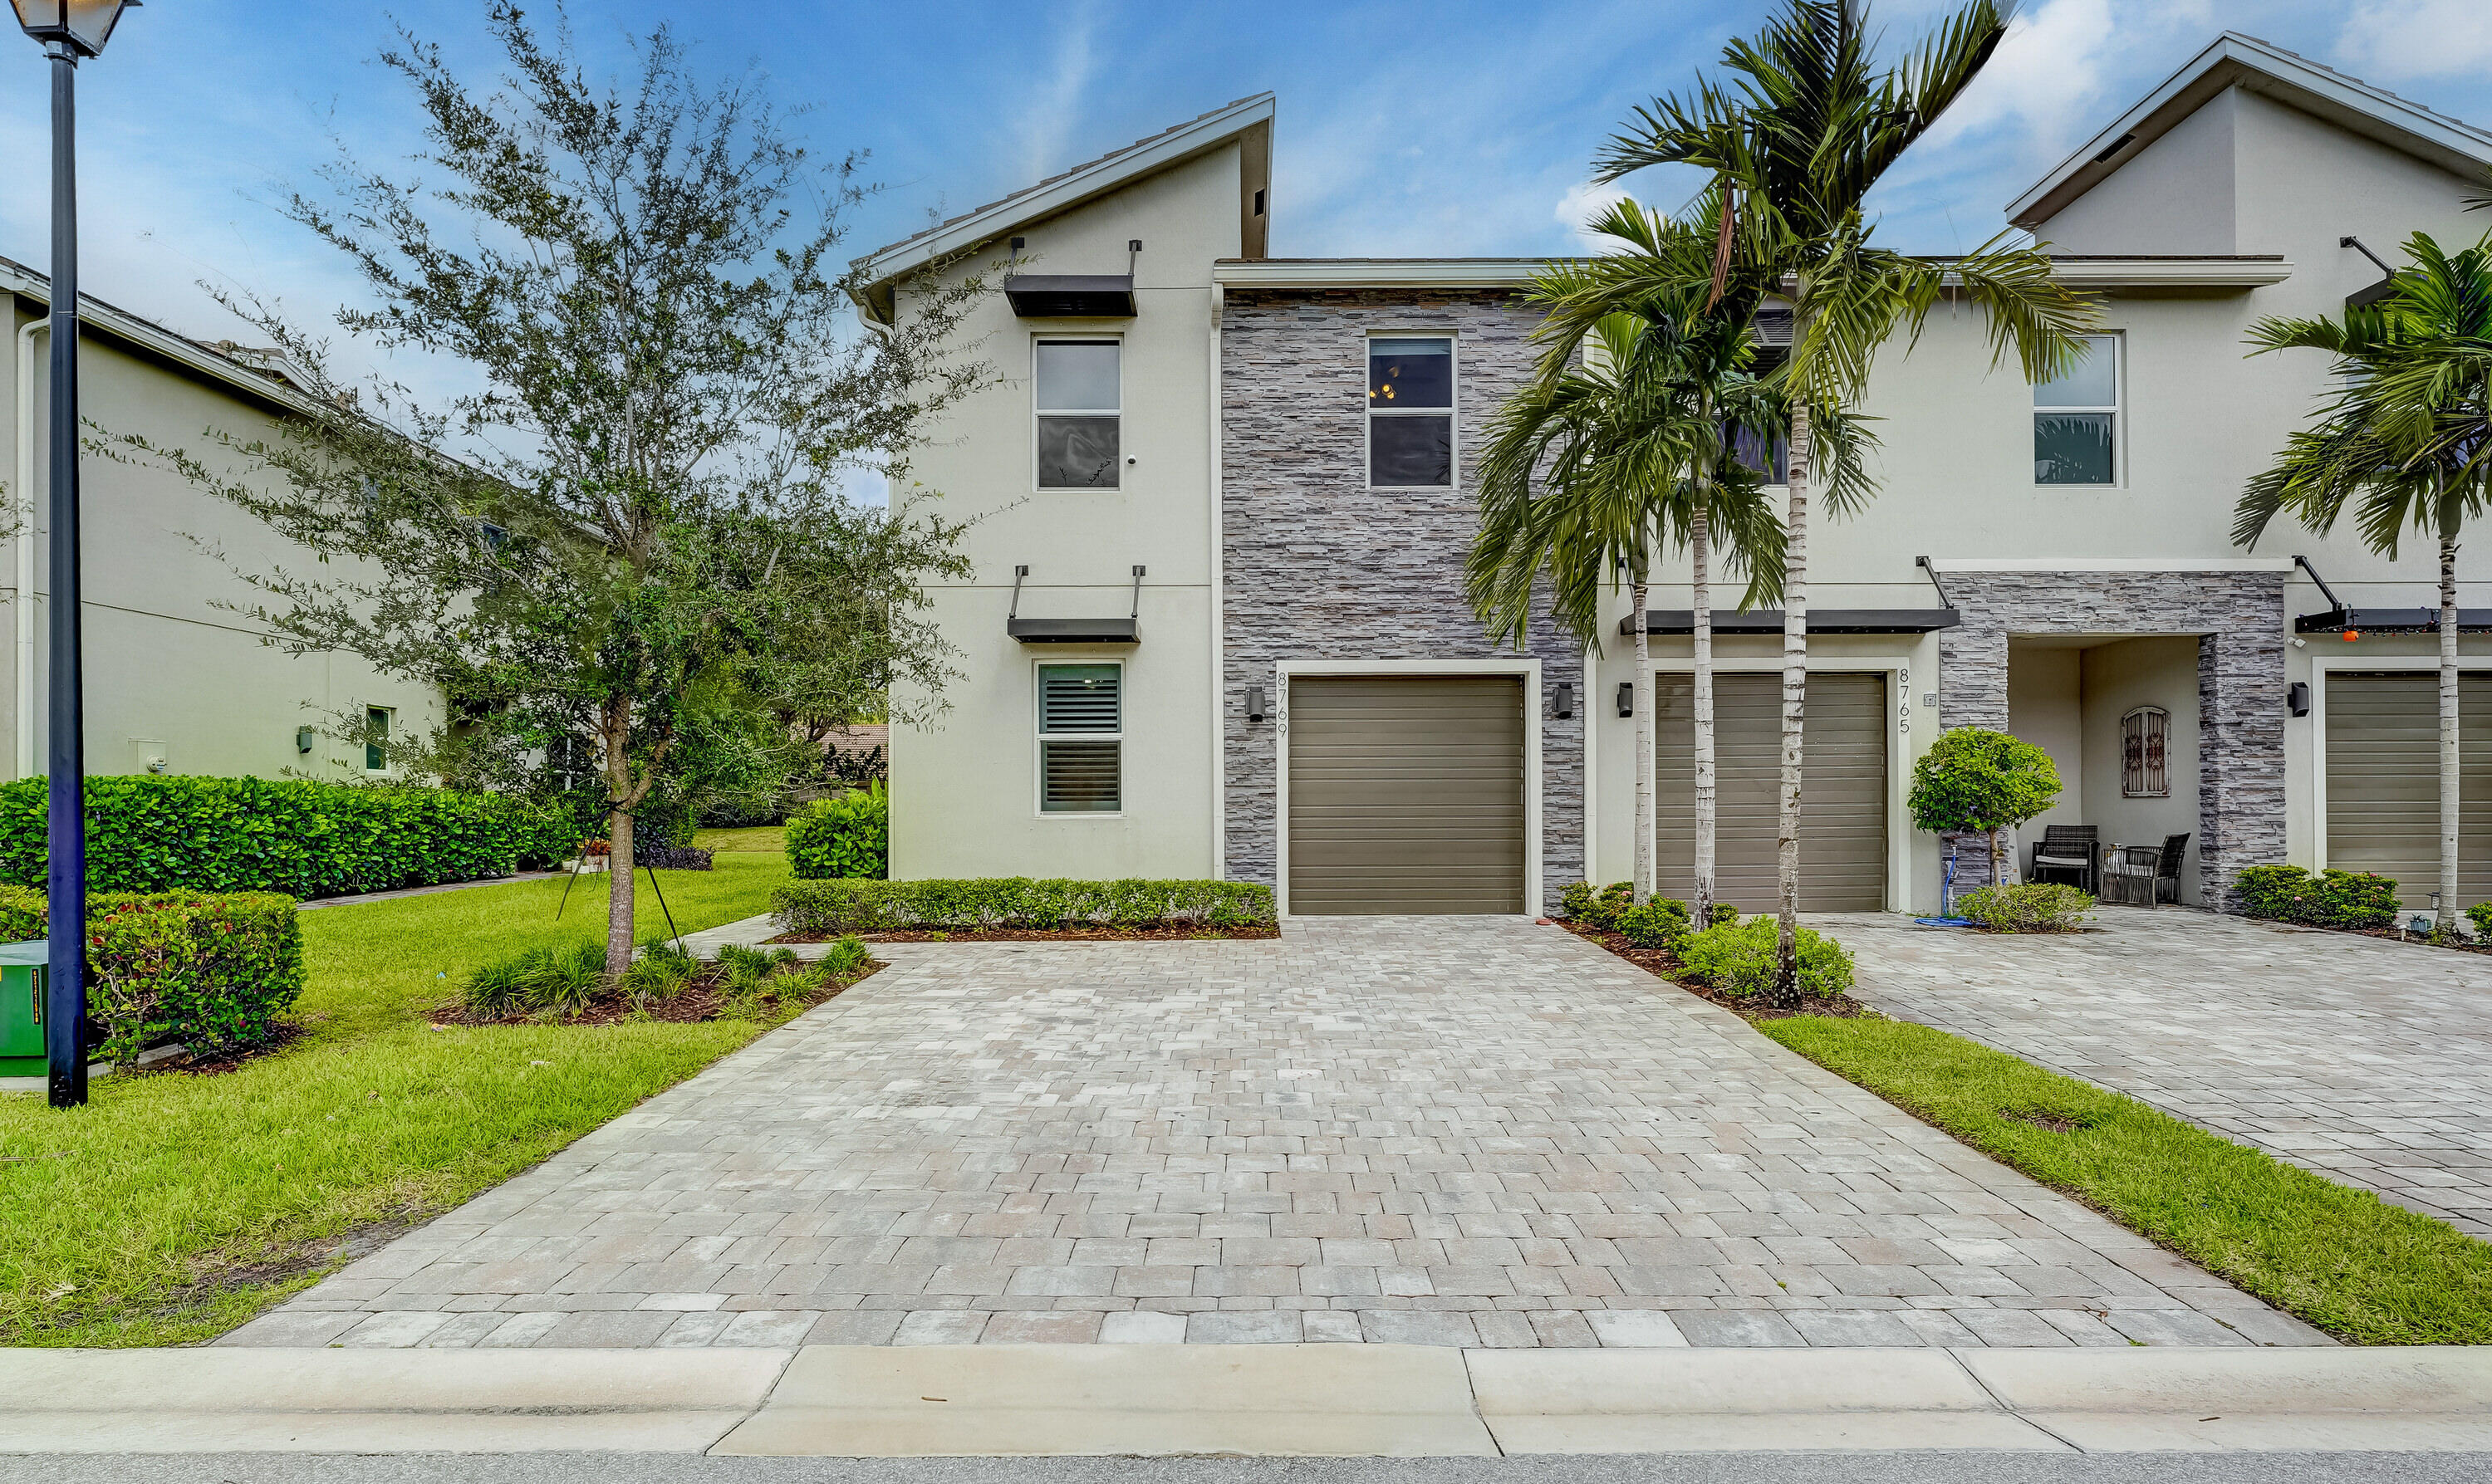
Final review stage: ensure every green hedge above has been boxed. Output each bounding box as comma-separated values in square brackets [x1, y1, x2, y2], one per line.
[775, 877, 1275, 934]
[785, 784, 888, 880]
[0, 884, 304, 1060]
[2234, 864, 2401, 930]
[1676, 917, 1856, 998]
[0, 776, 576, 899]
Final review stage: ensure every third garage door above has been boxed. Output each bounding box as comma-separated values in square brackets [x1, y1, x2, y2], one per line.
[2325, 671, 2492, 909]
[1286, 675, 1526, 915]
[1654, 671, 1888, 912]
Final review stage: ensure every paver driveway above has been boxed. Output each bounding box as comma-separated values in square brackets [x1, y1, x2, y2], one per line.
[228, 918, 2323, 1349]
[1830, 907, 2492, 1237]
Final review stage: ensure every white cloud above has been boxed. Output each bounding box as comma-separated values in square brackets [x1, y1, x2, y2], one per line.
[1014, 2, 1101, 184]
[2335, 0, 2492, 82]
[1924, 0, 2121, 152]
[1553, 180, 1631, 252]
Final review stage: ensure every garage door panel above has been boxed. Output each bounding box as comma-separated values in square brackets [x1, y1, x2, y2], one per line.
[1287, 676, 1527, 916]
[1653, 672, 1888, 913]
[2325, 673, 2492, 908]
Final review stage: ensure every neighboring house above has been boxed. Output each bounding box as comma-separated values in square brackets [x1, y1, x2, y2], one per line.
[855, 33, 2492, 918]
[1, 258, 439, 784]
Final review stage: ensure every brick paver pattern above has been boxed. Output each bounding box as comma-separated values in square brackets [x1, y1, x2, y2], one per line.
[1832, 906, 2492, 1238]
[228, 918, 2325, 1349]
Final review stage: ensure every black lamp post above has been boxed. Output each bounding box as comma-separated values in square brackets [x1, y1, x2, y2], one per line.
[12, 0, 139, 1109]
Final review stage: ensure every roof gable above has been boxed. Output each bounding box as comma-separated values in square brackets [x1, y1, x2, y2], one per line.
[2009, 32, 2492, 230]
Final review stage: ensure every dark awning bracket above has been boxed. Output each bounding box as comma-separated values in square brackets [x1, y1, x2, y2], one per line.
[2292, 555, 2492, 633]
[1622, 607, 1960, 636]
[1005, 564, 1144, 644]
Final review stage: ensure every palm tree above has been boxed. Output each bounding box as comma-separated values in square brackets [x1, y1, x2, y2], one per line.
[2235, 229, 2492, 936]
[1541, 0, 2097, 1006]
[1468, 294, 1786, 910]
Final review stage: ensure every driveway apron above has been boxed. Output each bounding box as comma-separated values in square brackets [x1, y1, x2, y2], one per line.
[228, 917, 2323, 1349]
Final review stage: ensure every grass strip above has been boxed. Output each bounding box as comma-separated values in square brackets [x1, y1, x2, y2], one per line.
[0, 852, 796, 1347]
[1759, 1015, 2492, 1344]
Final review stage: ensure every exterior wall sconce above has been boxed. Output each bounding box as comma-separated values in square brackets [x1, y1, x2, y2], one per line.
[2288, 682, 2311, 717]
[1615, 682, 1634, 718]
[1245, 686, 1267, 722]
[296, 726, 316, 754]
[1551, 683, 1574, 719]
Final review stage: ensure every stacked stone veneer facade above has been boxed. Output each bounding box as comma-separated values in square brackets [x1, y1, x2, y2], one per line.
[1220, 288, 1584, 913]
[1935, 570, 2288, 909]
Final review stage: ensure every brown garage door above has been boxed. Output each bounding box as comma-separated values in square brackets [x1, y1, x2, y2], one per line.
[1287, 675, 1526, 915]
[2325, 672, 2492, 909]
[1653, 671, 1888, 912]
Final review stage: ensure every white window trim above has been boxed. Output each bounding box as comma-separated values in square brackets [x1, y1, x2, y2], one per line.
[2033, 331, 2124, 489]
[2306, 655, 2492, 873]
[1031, 333, 1124, 494]
[1270, 658, 1541, 918]
[1364, 331, 1459, 492]
[1033, 656, 1126, 820]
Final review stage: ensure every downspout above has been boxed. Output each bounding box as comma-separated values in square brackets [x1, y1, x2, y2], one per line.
[12, 319, 44, 781]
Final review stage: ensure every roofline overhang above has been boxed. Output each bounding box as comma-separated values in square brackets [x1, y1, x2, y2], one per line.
[1213, 256, 2289, 291]
[2009, 32, 2492, 231]
[0, 256, 323, 418]
[849, 93, 1275, 322]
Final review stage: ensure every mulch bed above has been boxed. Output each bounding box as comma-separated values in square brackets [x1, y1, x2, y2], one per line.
[773, 925, 1279, 943]
[436, 960, 884, 1027]
[1558, 919, 1876, 1021]
[124, 1021, 312, 1079]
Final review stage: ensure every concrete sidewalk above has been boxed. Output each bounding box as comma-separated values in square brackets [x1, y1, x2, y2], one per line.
[5, 1345, 2492, 1457]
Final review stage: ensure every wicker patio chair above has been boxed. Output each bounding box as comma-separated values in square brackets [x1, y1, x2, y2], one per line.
[2154, 832, 2190, 904]
[2029, 824, 2098, 892]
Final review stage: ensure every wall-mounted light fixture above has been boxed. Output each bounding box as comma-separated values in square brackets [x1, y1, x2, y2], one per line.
[1551, 683, 1575, 719]
[296, 726, 316, 755]
[1615, 682, 1634, 718]
[1245, 686, 1267, 722]
[2288, 682, 2311, 717]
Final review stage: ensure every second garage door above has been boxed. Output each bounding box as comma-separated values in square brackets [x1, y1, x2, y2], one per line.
[1286, 675, 1526, 915]
[1653, 671, 1889, 912]
[2325, 671, 2492, 909]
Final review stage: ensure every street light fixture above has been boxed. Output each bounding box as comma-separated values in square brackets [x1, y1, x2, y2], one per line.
[13, 0, 136, 1108]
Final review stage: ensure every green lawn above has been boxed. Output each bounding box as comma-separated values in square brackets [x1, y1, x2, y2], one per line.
[695, 824, 786, 855]
[1762, 1015, 2492, 1344]
[0, 852, 794, 1347]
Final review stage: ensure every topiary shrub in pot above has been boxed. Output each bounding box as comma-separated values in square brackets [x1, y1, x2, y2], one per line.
[1956, 882, 2094, 933]
[1676, 917, 1854, 999]
[1906, 727, 2062, 889]
[784, 781, 889, 880]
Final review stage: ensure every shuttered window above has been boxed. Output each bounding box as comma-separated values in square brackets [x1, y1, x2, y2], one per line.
[1038, 663, 1121, 813]
[2122, 706, 2168, 797]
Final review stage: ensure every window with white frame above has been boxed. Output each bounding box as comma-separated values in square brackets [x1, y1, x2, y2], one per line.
[1035, 340, 1120, 489]
[2034, 334, 2119, 486]
[1037, 663, 1121, 812]
[1368, 335, 1454, 487]
[2122, 705, 2168, 797]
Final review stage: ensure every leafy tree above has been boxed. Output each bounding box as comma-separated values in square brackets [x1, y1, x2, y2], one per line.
[2235, 229, 2492, 934]
[1906, 727, 2062, 889]
[1547, 0, 2097, 1005]
[125, 7, 987, 972]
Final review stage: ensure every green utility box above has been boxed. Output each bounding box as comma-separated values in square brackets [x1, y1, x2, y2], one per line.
[0, 940, 51, 1079]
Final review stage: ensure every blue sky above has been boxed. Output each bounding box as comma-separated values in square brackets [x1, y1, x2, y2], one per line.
[4, 0, 2490, 370]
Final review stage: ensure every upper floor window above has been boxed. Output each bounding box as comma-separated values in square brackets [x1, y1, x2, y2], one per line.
[365, 706, 394, 772]
[2035, 334, 2119, 486]
[1368, 336, 1453, 487]
[2122, 705, 2168, 797]
[1037, 663, 1122, 813]
[1036, 340, 1120, 489]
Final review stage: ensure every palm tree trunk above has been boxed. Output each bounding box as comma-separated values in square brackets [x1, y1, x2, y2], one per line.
[1770, 401, 1811, 1008]
[2439, 530, 2460, 936]
[1691, 506, 1716, 927]
[1632, 577, 1655, 905]
[604, 698, 636, 977]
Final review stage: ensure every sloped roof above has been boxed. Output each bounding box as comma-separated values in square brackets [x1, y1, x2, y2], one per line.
[849, 93, 1273, 317]
[0, 252, 321, 414]
[2009, 32, 2492, 229]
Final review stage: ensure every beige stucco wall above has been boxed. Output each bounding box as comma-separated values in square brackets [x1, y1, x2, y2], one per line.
[885, 143, 1239, 879]
[2007, 643, 2085, 837]
[2077, 636, 2204, 903]
[0, 299, 439, 783]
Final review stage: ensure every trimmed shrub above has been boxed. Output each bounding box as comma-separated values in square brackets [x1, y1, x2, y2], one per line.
[1957, 883, 2095, 933]
[636, 843, 715, 871]
[2469, 902, 2492, 940]
[1561, 880, 1635, 931]
[0, 776, 574, 899]
[774, 878, 1276, 936]
[1675, 918, 1856, 1000]
[0, 884, 302, 1060]
[1616, 898, 1690, 950]
[785, 782, 889, 880]
[459, 939, 610, 1019]
[2235, 865, 2401, 930]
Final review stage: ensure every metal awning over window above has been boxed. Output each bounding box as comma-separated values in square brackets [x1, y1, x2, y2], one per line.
[1621, 608, 1960, 636]
[1004, 275, 1136, 317]
[2293, 606, 2492, 635]
[1006, 565, 1144, 644]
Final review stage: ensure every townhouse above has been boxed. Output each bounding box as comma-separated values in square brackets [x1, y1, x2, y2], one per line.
[855, 33, 2492, 918]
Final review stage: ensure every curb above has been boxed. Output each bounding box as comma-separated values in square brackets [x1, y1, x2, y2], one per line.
[3, 1344, 2492, 1456]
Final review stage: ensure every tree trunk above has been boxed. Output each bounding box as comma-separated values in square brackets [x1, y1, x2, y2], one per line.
[1989, 826, 2004, 895]
[2440, 530, 2461, 936]
[604, 698, 637, 977]
[1768, 400, 1811, 1009]
[1631, 577, 1654, 905]
[1691, 506, 1716, 928]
